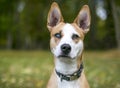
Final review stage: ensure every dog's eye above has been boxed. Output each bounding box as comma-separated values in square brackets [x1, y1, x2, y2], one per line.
[54, 33, 62, 39]
[72, 34, 80, 40]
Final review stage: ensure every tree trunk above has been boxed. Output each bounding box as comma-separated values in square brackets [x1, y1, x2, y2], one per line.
[88, 0, 97, 49]
[110, 0, 120, 49]
[7, 31, 12, 49]
[24, 35, 31, 49]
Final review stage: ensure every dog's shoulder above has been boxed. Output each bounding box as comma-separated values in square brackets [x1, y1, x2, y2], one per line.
[47, 70, 58, 88]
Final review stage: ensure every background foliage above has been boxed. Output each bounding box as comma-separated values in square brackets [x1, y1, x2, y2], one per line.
[0, 0, 120, 88]
[0, 0, 120, 50]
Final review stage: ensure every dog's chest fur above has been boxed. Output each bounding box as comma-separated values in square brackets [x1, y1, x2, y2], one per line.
[55, 58, 81, 88]
[47, 2, 91, 88]
[57, 78, 80, 88]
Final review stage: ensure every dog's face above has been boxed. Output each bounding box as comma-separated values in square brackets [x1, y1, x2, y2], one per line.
[47, 2, 90, 59]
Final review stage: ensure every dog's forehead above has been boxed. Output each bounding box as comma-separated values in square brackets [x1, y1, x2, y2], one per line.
[51, 23, 84, 39]
[62, 23, 84, 39]
[62, 23, 78, 35]
[52, 23, 81, 35]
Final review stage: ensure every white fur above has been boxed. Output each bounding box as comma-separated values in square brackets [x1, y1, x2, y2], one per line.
[55, 57, 78, 74]
[55, 58, 80, 88]
[57, 77, 80, 88]
[53, 23, 83, 59]
[53, 23, 83, 88]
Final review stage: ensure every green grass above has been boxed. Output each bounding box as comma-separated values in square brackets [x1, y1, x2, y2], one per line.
[0, 50, 120, 88]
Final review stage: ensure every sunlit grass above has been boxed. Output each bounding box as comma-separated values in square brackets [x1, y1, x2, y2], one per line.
[0, 50, 120, 88]
[0, 50, 53, 88]
[84, 50, 120, 88]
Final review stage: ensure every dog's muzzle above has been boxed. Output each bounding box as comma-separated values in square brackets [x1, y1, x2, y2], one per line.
[61, 44, 71, 54]
[58, 44, 71, 58]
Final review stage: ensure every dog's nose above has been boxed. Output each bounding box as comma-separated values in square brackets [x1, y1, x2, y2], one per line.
[61, 44, 71, 54]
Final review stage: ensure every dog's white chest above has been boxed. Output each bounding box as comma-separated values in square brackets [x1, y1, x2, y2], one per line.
[58, 79, 80, 88]
[55, 57, 81, 88]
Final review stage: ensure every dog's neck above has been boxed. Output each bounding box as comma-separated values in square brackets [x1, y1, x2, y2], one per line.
[55, 57, 81, 75]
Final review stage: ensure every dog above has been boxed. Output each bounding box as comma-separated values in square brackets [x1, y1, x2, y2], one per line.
[47, 2, 91, 88]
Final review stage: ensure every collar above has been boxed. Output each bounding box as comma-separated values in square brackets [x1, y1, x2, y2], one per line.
[55, 63, 83, 81]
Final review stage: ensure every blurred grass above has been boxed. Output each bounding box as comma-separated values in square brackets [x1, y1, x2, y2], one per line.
[0, 50, 120, 88]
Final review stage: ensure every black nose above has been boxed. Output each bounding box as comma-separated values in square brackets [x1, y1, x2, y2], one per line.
[61, 44, 71, 54]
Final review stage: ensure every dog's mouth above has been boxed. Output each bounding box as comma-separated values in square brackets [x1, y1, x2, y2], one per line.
[58, 54, 72, 59]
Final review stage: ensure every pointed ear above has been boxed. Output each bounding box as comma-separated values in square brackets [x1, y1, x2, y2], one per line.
[47, 2, 64, 31]
[74, 5, 91, 34]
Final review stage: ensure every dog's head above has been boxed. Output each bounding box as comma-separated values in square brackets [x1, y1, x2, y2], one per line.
[47, 2, 90, 59]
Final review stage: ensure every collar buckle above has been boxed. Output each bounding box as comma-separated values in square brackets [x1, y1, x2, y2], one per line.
[69, 75, 78, 81]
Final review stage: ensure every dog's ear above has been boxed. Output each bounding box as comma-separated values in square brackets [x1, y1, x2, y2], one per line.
[47, 2, 64, 31]
[74, 5, 91, 34]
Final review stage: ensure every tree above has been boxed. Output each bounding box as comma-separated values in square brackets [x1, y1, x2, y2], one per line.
[110, 0, 120, 49]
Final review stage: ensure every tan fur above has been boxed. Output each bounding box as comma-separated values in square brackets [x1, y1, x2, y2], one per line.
[74, 5, 91, 34]
[47, 2, 91, 88]
[47, 2, 64, 31]
[50, 22, 65, 49]
[47, 70, 58, 88]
